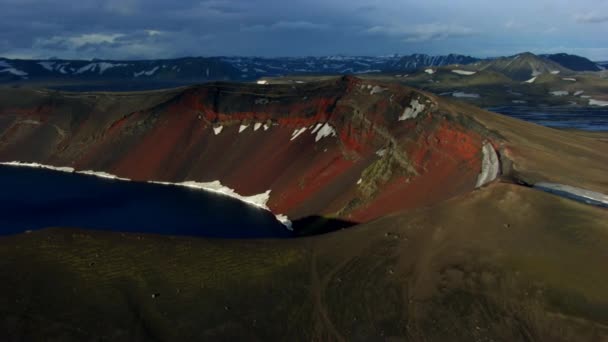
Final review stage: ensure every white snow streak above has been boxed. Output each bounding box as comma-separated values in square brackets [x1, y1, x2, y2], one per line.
[452, 92, 480, 98]
[589, 99, 608, 106]
[151, 180, 292, 229]
[314, 123, 336, 142]
[452, 69, 476, 76]
[290, 127, 307, 141]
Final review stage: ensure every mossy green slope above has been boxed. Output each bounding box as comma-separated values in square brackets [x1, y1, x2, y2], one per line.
[1, 183, 607, 341]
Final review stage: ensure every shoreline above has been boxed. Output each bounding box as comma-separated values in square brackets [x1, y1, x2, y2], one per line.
[0, 161, 292, 230]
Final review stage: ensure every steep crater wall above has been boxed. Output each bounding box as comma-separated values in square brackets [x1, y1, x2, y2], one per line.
[0, 77, 498, 230]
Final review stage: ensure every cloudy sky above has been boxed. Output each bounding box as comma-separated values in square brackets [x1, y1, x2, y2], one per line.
[1, 0, 607, 60]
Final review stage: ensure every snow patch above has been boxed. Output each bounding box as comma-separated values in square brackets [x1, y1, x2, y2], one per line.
[452, 92, 480, 98]
[76, 63, 96, 74]
[512, 100, 527, 104]
[150, 180, 292, 229]
[314, 123, 336, 142]
[589, 99, 608, 107]
[0, 161, 74, 173]
[97, 62, 126, 74]
[290, 127, 307, 141]
[38, 61, 55, 71]
[574, 90, 584, 96]
[524, 76, 537, 84]
[238, 124, 249, 133]
[550, 70, 560, 75]
[134, 66, 159, 77]
[213, 125, 223, 135]
[398, 99, 425, 121]
[263, 122, 271, 131]
[424, 68, 435, 74]
[311, 123, 323, 134]
[257, 80, 268, 85]
[562, 78, 576, 82]
[376, 149, 386, 157]
[370, 86, 386, 95]
[275, 214, 293, 230]
[77, 170, 130, 181]
[550, 90, 569, 96]
[253, 122, 262, 131]
[0, 68, 28, 77]
[452, 69, 476, 76]
[476, 143, 500, 188]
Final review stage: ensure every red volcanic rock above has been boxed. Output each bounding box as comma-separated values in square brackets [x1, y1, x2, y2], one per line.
[0, 77, 499, 226]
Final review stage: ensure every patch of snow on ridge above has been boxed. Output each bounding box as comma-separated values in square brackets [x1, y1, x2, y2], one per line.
[589, 99, 608, 107]
[424, 68, 435, 74]
[263, 122, 271, 131]
[452, 69, 476, 75]
[453, 92, 480, 98]
[550, 90, 569, 96]
[253, 122, 262, 131]
[398, 99, 425, 121]
[134, 66, 159, 77]
[0, 161, 74, 173]
[574, 90, 584, 96]
[524, 76, 537, 84]
[76, 63, 96, 74]
[311, 123, 323, 134]
[476, 143, 500, 188]
[370, 86, 386, 95]
[314, 123, 336, 142]
[38, 61, 55, 71]
[562, 78, 576, 82]
[257, 80, 268, 85]
[238, 124, 249, 133]
[290, 127, 307, 141]
[1, 68, 28, 77]
[97, 62, 126, 74]
[550, 70, 560, 75]
[151, 180, 293, 229]
[213, 125, 223, 135]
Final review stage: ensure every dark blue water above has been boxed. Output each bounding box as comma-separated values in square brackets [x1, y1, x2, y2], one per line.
[487, 106, 608, 131]
[0, 166, 291, 238]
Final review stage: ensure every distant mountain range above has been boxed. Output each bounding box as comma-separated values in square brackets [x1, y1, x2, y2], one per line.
[0, 52, 603, 89]
[541, 53, 602, 72]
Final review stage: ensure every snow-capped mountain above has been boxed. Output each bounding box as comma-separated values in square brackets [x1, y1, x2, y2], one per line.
[0, 54, 480, 84]
[0, 52, 601, 87]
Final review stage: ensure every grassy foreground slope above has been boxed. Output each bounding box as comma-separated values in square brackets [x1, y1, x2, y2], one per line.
[1, 183, 607, 341]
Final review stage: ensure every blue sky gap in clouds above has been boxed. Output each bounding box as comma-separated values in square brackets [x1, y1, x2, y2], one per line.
[0, 0, 607, 60]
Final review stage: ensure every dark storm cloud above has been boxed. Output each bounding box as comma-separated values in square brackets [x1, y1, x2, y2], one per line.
[0, 0, 607, 60]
